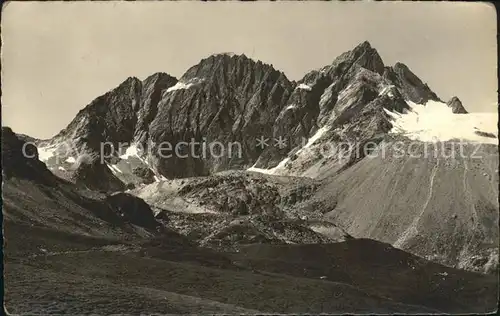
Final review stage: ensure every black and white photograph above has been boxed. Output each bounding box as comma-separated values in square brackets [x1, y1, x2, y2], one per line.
[1, 1, 498, 314]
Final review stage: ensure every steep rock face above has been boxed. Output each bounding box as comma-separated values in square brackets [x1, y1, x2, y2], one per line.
[37, 41, 444, 181]
[446, 96, 468, 114]
[383, 62, 441, 104]
[36, 74, 179, 190]
[38, 54, 293, 181]
[1, 128, 169, 240]
[35, 41, 466, 184]
[134, 72, 179, 146]
[282, 41, 387, 135]
[253, 43, 414, 173]
[147, 54, 294, 178]
[72, 155, 126, 193]
[253, 42, 391, 169]
[1, 127, 56, 185]
[50, 77, 143, 155]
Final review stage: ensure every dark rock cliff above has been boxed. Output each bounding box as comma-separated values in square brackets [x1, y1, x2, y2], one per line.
[446, 96, 468, 114]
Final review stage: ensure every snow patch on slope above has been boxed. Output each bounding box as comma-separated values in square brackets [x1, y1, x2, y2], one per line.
[119, 144, 145, 162]
[247, 158, 291, 175]
[166, 78, 204, 93]
[247, 126, 330, 175]
[379, 85, 395, 98]
[319, 84, 335, 108]
[297, 83, 312, 91]
[166, 81, 194, 93]
[37, 144, 58, 162]
[385, 100, 498, 144]
[336, 82, 357, 102]
[153, 174, 167, 183]
[108, 164, 123, 175]
[301, 126, 330, 151]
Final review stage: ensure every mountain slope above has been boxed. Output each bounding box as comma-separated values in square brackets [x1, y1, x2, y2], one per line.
[2, 127, 182, 247]
[301, 140, 499, 273]
[11, 40, 499, 277]
[132, 171, 351, 250]
[248, 43, 496, 177]
[6, 127, 498, 314]
[148, 54, 294, 178]
[36, 54, 294, 186]
[232, 239, 498, 313]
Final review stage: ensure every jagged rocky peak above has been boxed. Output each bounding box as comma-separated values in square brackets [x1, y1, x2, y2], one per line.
[35, 40, 455, 183]
[299, 41, 385, 88]
[344, 40, 386, 75]
[384, 62, 441, 104]
[254, 41, 422, 172]
[254, 46, 392, 170]
[146, 52, 295, 178]
[143, 72, 178, 86]
[49, 71, 180, 153]
[446, 96, 468, 114]
[180, 52, 248, 81]
[33, 71, 180, 190]
[179, 52, 291, 88]
[54, 76, 142, 143]
[37, 51, 297, 182]
[123, 76, 142, 86]
[321, 41, 385, 77]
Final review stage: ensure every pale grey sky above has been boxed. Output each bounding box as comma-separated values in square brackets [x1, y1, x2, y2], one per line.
[1, 1, 497, 139]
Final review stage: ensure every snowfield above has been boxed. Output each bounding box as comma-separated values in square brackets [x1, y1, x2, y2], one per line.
[166, 81, 194, 93]
[37, 144, 58, 162]
[247, 126, 330, 175]
[385, 100, 498, 144]
[297, 83, 312, 91]
[166, 78, 204, 93]
[119, 144, 143, 160]
[247, 157, 291, 175]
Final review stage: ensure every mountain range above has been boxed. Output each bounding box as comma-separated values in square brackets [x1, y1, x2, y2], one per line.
[2, 41, 498, 314]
